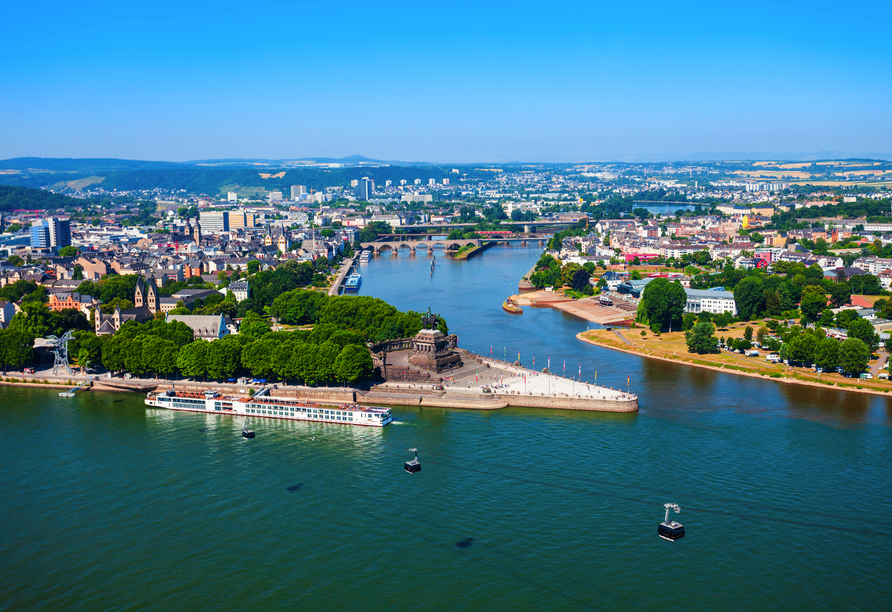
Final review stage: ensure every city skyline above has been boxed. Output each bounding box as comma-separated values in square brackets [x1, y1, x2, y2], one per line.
[2, 1, 891, 162]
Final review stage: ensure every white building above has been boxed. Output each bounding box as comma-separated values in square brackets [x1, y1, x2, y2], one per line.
[228, 280, 250, 302]
[684, 288, 737, 316]
[227, 192, 238, 202]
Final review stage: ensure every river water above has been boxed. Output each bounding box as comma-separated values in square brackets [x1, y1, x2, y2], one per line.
[3, 246, 892, 611]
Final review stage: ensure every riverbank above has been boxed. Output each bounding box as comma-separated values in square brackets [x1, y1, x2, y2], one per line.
[510, 290, 635, 325]
[577, 328, 892, 398]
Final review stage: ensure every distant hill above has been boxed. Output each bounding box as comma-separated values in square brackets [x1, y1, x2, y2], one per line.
[0, 184, 88, 212]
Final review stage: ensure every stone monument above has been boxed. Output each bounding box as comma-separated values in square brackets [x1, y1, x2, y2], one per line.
[408, 308, 462, 373]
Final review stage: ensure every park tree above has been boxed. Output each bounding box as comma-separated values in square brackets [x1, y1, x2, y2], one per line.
[289, 342, 320, 385]
[733, 276, 765, 320]
[570, 268, 591, 292]
[239, 311, 272, 340]
[847, 318, 879, 352]
[815, 337, 840, 371]
[142, 336, 178, 378]
[828, 283, 852, 308]
[820, 309, 835, 328]
[799, 286, 827, 323]
[58, 246, 78, 257]
[685, 322, 719, 354]
[756, 326, 768, 344]
[791, 333, 819, 365]
[176, 341, 208, 380]
[241, 338, 278, 378]
[640, 278, 686, 332]
[334, 344, 374, 383]
[205, 336, 244, 379]
[315, 340, 341, 384]
[743, 326, 754, 342]
[269, 289, 328, 325]
[838, 338, 869, 374]
[0, 329, 34, 370]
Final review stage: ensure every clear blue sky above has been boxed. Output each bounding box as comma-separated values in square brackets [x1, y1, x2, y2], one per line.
[2, 0, 890, 162]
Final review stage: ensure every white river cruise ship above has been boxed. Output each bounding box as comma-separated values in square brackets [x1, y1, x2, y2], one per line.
[145, 389, 393, 427]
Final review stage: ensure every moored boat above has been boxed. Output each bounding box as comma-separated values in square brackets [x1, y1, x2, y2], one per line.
[344, 272, 361, 291]
[145, 389, 393, 427]
[502, 297, 522, 314]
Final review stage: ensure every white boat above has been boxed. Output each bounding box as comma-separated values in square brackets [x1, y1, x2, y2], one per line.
[344, 272, 361, 291]
[145, 390, 393, 427]
[359, 251, 371, 263]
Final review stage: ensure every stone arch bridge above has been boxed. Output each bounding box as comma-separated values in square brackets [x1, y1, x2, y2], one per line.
[360, 239, 480, 254]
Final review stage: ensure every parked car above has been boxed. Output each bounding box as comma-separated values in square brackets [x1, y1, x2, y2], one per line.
[879, 372, 889, 380]
[860, 373, 873, 380]
[767, 354, 779, 361]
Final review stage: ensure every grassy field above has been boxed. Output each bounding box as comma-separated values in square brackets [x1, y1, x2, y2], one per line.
[579, 321, 892, 395]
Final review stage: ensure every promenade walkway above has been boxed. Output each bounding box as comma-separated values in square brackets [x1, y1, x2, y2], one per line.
[378, 349, 635, 402]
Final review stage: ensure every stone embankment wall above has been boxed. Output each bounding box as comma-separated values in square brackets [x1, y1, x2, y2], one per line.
[498, 394, 637, 412]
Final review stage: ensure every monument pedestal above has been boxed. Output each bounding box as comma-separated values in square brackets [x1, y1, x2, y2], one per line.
[408, 329, 462, 373]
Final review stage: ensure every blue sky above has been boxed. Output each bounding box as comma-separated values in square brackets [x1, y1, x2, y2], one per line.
[2, 1, 890, 162]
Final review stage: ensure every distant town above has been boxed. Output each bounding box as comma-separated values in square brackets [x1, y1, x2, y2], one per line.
[1, 157, 892, 386]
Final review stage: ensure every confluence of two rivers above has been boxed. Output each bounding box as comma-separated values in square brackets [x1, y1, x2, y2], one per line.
[2, 245, 891, 611]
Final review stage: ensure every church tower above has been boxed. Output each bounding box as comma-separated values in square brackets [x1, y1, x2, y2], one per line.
[147, 278, 158, 314]
[193, 219, 201, 245]
[134, 277, 145, 308]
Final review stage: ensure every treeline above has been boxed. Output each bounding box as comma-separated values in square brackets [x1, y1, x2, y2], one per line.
[688, 261, 885, 324]
[12, 287, 442, 385]
[766, 198, 891, 231]
[0, 185, 88, 212]
[528, 254, 599, 293]
[269, 290, 447, 341]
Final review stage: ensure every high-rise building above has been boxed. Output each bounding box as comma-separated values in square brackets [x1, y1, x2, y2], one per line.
[442, 178, 450, 185]
[354, 177, 374, 201]
[30, 217, 70, 250]
[268, 191, 283, 202]
[385, 180, 392, 187]
[199, 211, 229, 232]
[49, 217, 71, 249]
[227, 191, 238, 202]
[400, 179, 407, 186]
[228, 210, 247, 229]
[414, 179, 421, 185]
[428, 178, 436, 186]
[30, 221, 50, 248]
[291, 185, 307, 199]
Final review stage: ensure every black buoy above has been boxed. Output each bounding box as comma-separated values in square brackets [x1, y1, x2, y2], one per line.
[242, 419, 255, 439]
[658, 503, 685, 541]
[404, 447, 421, 474]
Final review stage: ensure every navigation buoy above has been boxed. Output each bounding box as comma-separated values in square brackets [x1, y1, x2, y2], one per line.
[404, 448, 421, 474]
[658, 503, 685, 541]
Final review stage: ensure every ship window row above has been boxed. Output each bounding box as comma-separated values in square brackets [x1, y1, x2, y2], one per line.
[246, 407, 354, 420]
